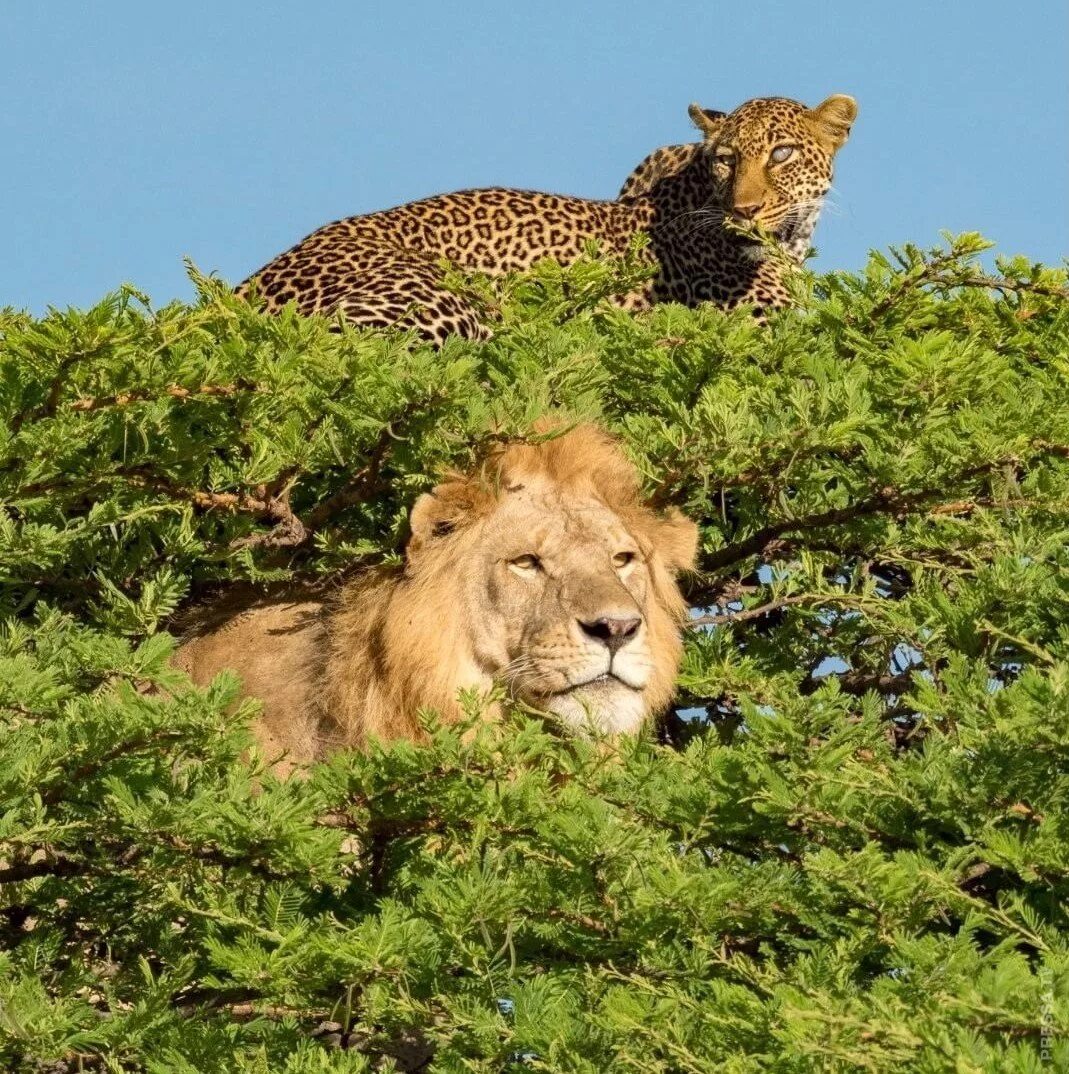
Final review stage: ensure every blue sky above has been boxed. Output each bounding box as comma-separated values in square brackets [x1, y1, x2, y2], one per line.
[2, 1, 1065, 313]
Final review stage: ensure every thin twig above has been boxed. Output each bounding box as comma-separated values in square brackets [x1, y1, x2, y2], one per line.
[689, 594, 840, 628]
[865, 257, 1069, 322]
[800, 667, 918, 698]
[700, 448, 1065, 575]
[68, 381, 254, 412]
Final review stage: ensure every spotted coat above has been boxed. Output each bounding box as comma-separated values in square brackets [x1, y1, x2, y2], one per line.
[236, 95, 856, 342]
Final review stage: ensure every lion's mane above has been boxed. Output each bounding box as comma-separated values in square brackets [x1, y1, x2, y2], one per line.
[176, 425, 697, 766]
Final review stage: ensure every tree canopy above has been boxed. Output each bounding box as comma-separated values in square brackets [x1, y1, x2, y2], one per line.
[1, 235, 1067, 1071]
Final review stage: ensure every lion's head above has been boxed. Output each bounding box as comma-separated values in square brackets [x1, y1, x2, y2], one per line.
[327, 424, 697, 741]
[177, 425, 698, 761]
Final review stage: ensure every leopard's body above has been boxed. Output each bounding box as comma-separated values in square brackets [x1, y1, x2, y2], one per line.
[236, 95, 856, 342]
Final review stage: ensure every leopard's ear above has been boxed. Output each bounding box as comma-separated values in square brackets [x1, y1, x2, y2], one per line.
[809, 94, 857, 151]
[688, 103, 727, 141]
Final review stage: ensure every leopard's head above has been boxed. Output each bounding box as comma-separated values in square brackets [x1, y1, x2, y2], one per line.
[688, 95, 857, 257]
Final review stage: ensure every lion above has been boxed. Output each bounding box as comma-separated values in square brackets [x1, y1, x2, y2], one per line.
[175, 425, 698, 768]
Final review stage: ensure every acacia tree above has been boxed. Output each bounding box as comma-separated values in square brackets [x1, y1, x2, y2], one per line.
[0, 236, 1067, 1071]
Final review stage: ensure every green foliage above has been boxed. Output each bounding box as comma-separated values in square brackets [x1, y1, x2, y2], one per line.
[1, 236, 1068, 1070]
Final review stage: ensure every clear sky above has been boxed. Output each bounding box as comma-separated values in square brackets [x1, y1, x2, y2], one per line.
[2, 1, 1065, 313]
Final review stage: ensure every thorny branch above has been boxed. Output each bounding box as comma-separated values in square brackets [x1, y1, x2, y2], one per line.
[862, 255, 1069, 323]
[688, 594, 841, 628]
[699, 446, 1067, 576]
[68, 381, 256, 412]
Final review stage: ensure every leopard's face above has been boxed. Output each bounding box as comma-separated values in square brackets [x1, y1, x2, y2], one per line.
[691, 95, 856, 248]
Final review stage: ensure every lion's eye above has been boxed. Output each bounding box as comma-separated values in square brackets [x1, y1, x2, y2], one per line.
[509, 554, 541, 572]
[612, 551, 636, 569]
[770, 145, 795, 164]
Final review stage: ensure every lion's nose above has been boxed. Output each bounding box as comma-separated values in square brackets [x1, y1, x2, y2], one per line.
[579, 615, 642, 653]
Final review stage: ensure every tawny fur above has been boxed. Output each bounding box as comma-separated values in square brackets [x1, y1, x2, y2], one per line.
[236, 95, 856, 342]
[175, 426, 698, 771]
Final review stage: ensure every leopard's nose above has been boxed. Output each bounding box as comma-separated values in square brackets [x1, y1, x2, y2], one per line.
[579, 616, 642, 654]
[732, 200, 764, 220]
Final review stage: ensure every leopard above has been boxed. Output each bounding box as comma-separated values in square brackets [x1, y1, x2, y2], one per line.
[235, 94, 856, 342]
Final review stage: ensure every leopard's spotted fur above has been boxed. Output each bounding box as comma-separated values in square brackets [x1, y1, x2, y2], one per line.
[236, 95, 856, 342]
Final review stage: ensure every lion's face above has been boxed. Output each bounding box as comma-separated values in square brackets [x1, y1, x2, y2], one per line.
[467, 480, 666, 732]
[407, 433, 697, 735]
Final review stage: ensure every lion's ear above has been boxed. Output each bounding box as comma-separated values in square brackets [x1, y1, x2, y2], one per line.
[407, 480, 476, 557]
[653, 509, 699, 573]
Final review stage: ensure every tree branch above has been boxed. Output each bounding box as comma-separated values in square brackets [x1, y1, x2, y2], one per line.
[688, 594, 839, 628]
[800, 666, 918, 697]
[700, 450, 1063, 575]
[229, 425, 396, 552]
[68, 381, 254, 412]
[862, 255, 1069, 323]
[0, 855, 87, 885]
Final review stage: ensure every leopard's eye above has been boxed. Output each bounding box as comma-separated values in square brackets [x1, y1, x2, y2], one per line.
[714, 150, 735, 168]
[509, 554, 541, 572]
[770, 145, 795, 164]
[612, 551, 636, 569]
